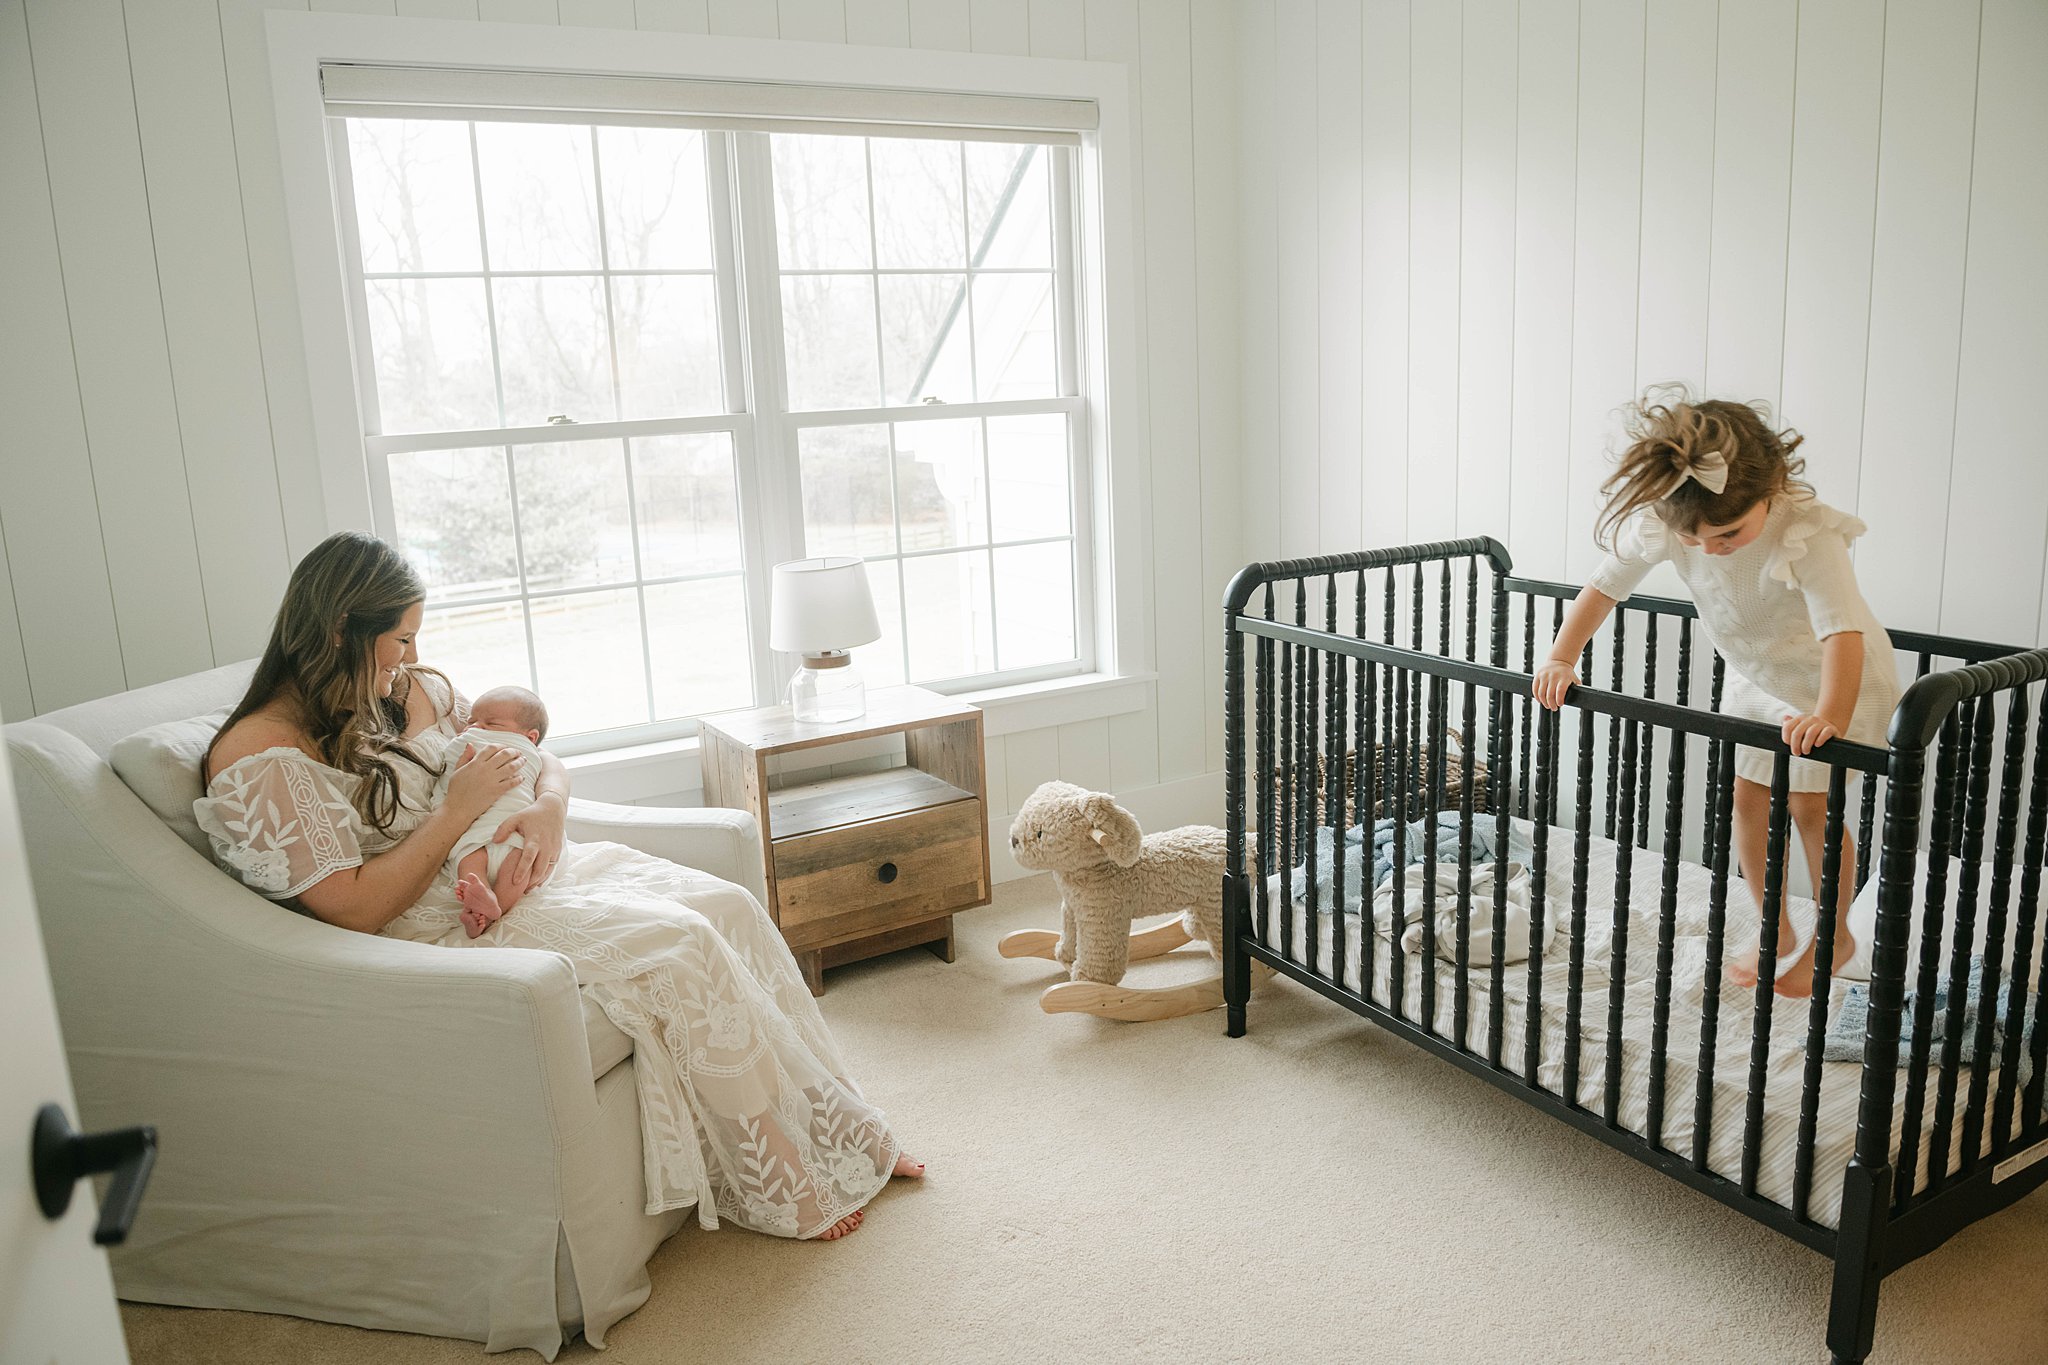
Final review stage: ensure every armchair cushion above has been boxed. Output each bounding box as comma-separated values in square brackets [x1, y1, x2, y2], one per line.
[109, 706, 230, 859]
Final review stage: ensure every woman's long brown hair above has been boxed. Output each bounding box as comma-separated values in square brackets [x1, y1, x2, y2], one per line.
[208, 531, 446, 832]
[1597, 383, 1810, 547]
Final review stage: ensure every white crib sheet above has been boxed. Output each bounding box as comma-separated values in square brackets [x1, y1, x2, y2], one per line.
[1257, 818, 2034, 1231]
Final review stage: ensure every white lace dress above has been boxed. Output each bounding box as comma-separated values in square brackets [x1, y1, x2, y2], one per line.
[192, 691, 901, 1239]
[1588, 492, 1902, 792]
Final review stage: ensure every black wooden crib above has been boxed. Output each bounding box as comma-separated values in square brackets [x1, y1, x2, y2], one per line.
[1219, 538, 2048, 1364]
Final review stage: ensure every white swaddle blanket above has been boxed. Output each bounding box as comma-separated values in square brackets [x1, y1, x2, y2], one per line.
[432, 726, 544, 879]
[1371, 860, 1546, 967]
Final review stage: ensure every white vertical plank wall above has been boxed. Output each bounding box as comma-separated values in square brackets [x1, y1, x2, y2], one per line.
[1778, 0, 1883, 509]
[0, 0, 1241, 858]
[1502, 0, 1575, 581]
[1357, 0, 1410, 553]
[1315, 0, 1363, 556]
[1241, 0, 2044, 651]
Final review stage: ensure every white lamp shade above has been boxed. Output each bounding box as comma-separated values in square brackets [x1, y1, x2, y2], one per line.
[769, 556, 882, 654]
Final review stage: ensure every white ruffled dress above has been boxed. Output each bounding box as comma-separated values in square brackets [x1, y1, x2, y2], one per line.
[192, 679, 901, 1238]
[1587, 493, 1901, 792]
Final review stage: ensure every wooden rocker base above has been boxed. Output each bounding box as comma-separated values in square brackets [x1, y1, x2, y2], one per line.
[1039, 975, 1224, 1021]
[997, 917, 1193, 963]
[1037, 962, 1273, 1022]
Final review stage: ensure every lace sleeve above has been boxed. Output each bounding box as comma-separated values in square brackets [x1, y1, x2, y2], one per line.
[410, 666, 470, 732]
[192, 751, 364, 900]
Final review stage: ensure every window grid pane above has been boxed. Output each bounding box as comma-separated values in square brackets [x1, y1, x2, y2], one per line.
[345, 114, 1084, 742]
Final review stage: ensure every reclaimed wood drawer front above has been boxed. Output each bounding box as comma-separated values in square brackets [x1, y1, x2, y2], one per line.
[773, 798, 985, 939]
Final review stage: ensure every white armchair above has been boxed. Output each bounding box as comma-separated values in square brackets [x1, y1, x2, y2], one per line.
[5, 661, 764, 1358]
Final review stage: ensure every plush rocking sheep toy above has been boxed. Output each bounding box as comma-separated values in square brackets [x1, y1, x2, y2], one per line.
[997, 781, 1268, 1021]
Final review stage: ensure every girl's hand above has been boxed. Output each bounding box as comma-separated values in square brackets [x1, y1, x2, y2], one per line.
[1782, 713, 1844, 757]
[493, 793, 566, 895]
[445, 742, 523, 821]
[1532, 660, 1579, 711]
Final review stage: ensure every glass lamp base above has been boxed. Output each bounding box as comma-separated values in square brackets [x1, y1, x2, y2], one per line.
[788, 656, 867, 723]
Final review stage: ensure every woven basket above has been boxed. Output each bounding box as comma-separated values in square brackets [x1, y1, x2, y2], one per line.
[1265, 725, 1491, 831]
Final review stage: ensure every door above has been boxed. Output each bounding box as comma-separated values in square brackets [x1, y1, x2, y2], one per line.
[0, 716, 132, 1364]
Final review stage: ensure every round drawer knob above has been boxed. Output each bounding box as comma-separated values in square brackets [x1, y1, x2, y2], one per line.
[876, 861, 899, 884]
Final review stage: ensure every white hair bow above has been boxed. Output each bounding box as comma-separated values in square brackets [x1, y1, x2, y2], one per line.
[1667, 445, 1730, 497]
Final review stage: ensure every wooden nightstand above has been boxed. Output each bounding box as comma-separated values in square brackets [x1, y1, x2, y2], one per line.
[697, 687, 991, 995]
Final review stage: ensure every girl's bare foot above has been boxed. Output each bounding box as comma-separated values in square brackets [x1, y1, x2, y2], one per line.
[1727, 926, 1856, 997]
[457, 872, 504, 938]
[892, 1152, 925, 1179]
[816, 1210, 864, 1240]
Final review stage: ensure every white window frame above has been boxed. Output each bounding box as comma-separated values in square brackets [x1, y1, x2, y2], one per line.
[266, 12, 1154, 754]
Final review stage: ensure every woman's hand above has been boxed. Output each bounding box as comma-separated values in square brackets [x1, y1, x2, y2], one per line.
[493, 791, 566, 897]
[1782, 712, 1846, 757]
[445, 742, 523, 821]
[1532, 660, 1579, 711]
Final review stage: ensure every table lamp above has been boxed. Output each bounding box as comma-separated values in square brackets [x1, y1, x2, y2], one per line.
[769, 556, 883, 723]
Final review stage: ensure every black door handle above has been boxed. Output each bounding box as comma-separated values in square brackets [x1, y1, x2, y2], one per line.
[32, 1104, 157, 1247]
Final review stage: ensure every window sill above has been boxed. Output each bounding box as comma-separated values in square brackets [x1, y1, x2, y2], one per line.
[560, 670, 1154, 805]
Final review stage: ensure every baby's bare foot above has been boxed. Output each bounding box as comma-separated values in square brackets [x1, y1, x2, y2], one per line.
[457, 872, 503, 938]
[892, 1152, 925, 1179]
[815, 1209, 864, 1240]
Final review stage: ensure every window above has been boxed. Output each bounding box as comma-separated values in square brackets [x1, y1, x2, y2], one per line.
[330, 83, 1092, 748]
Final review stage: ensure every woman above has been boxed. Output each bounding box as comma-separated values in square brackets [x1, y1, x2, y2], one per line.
[197, 531, 920, 1240]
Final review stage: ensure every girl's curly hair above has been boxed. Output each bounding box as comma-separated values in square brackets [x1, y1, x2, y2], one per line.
[1597, 383, 1809, 548]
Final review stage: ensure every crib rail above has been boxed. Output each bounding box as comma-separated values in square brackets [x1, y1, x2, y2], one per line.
[1220, 540, 2048, 1283]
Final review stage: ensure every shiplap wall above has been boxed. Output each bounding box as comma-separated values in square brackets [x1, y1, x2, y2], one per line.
[1238, 0, 2048, 651]
[0, 0, 1242, 828]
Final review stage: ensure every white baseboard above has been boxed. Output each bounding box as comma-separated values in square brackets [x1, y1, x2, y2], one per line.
[986, 769, 1225, 884]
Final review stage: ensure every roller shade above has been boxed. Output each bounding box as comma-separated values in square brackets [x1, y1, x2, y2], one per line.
[321, 63, 1092, 145]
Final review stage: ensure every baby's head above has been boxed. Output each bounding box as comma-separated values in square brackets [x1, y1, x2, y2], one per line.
[1598, 384, 1809, 556]
[470, 685, 549, 743]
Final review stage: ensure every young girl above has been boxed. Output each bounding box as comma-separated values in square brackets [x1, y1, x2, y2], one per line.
[1531, 387, 1899, 999]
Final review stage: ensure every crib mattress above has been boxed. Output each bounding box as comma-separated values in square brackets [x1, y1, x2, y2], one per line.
[1258, 818, 2034, 1232]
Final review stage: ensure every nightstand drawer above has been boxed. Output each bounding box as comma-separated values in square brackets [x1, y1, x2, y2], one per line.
[773, 798, 986, 940]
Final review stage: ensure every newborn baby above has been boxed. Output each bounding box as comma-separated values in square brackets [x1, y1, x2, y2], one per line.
[438, 685, 550, 938]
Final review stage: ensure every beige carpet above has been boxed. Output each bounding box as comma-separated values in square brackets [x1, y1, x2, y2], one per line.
[123, 874, 2048, 1364]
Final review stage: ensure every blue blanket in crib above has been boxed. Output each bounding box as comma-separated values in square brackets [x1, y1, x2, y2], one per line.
[1824, 956, 2038, 1085]
[1277, 813, 1534, 912]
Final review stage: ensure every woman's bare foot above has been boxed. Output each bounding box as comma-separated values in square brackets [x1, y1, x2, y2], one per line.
[815, 1209, 864, 1240]
[892, 1152, 925, 1179]
[457, 872, 504, 939]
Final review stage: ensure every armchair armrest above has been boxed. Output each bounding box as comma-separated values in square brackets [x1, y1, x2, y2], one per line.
[565, 797, 769, 909]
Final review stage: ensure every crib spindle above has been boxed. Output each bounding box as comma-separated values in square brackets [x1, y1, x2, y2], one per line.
[1325, 582, 1346, 989]
[1793, 766, 1851, 1221]
[1565, 697, 1596, 1108]
[1256, 589, 1276, 943]
[1692, 740, 1739, 1173]
[1603, 720, 1641, 1128]
[1995, 687, 2048, 1149]
[1741, 753, 1794, 1197]
[1894, 710, 1965, 1217]
[1606, 611, 1628, 840]
[1962, 690, 2029, 1172]
[1488, 659, 1515, 1069]
[1929, 696, 1998, 1190]
[1525, 704, 1558, 1086]
[1519, 595, 1537, 819]
[1389, 658, 1411, 1021]
[1648, 715, 1686, 1151]
[1423, 670, 1446, 1033]
[1278, 592, 1296, 958]
[1455, 662, 1478, 1050]
[1858, 771, 1880, 894]
[1638, 616, 1658, 848]
[1358, 655, 1380, 1001]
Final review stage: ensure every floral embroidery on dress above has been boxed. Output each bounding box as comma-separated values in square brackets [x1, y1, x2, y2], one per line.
[706, 998, 751, 1051]
[193, 749, 364, 900]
